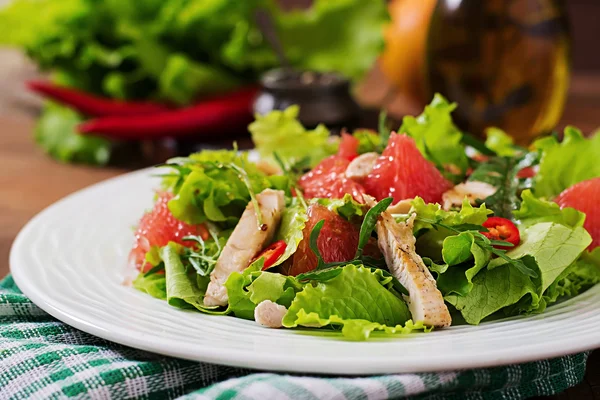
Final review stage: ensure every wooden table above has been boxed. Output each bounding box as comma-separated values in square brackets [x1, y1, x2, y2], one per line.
[1, 54, 599, 398]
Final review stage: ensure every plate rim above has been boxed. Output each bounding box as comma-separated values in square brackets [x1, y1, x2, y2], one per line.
[9, 168, 600, 375]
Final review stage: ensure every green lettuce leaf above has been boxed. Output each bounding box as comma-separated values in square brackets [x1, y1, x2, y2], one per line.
[291, 312, 431, 341]
[544, 248, 600, 304]
[445, 264, 538, 325]
[513, 190, 586, 229]
[352, 129, 383, 154]
[533, 127, 600, 198]
[35, 103, 110, 165]
[132, 271, 167, 300]
[434, 232, 491, 296]
[314, 194, 367, 220]
[248, 106, 336, 167]
[161, 243, 225, 314]
[484, 127, 524, 157]
[399, 94, 468, 178]
[163, 150, 287, 225]
[489, 222, 592, 293]
[272, 200, 308, 267]
[283, 265, 414, 340]
[410, 197, 491, 259]
[275, 0, 387, 82]
[225, 259, 303, 319]
[410, 197, 492, 234]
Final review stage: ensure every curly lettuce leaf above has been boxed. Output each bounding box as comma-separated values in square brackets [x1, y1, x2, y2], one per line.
[275, 0, 387, 82]
[445, 264, 539, 325]
[513, 190, 586, 229]
[399, 94, 468, 178]
[544, 248, 600, 304]
[484, 127, 524, 157]
[533, 127, 600, 198]
[249, 106, 335, 167]
[164, 150, 287, 225]
[272, 201, 308, 267]
[225, 259, 303, 319]
[292, 312, 431, 341]
[314, 194, 367, 220]
[283, 265, 413, 339]
[35, 103, 110, 165]
[410, 197, 492, 234]
[132, 270, 167, 301]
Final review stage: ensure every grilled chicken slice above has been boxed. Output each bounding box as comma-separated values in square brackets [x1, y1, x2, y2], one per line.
[204, 189, 285, 307]
[365, 196, 451, 327]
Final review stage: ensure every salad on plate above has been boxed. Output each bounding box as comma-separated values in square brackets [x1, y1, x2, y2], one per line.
[129, 95, 600, 340]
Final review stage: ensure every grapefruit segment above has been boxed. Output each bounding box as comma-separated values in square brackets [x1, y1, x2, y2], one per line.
[287, 204, 360, 276]
[555, 177, 600, 250]
[363, 132, 452, 204]
[298, 155, 366, 202]
[130, 192, 209, 272]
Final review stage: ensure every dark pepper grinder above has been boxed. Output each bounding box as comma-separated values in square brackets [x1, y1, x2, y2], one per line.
[253, 68, 361, 131]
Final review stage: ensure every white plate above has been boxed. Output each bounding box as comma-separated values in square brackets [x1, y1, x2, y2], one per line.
[10, 169, 600, 375]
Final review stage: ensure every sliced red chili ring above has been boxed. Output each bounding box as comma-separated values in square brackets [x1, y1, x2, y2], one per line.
[254, 240, 287, 270]
[481, 217, 520, 250]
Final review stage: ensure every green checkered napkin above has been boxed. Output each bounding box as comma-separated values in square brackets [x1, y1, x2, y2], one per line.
[0, 275, 588, 400]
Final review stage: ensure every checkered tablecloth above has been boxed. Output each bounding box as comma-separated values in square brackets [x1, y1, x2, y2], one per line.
[0, 275, 589, 399]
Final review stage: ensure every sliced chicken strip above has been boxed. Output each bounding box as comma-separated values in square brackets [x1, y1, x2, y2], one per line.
[365, 196, 451, 327]
[442, 181, 496, 210]
[204, 189, 285, 307]
[345, 152, 379, 181]
[255, 300, 288, 328]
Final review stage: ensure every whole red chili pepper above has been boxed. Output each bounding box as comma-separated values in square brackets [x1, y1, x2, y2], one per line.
[27, 80, 169, 116]
[78, 87, 258, 140]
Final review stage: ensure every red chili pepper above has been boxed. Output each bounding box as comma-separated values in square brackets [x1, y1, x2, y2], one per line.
[255, 240, 287, 270]
[516, 166, 536, 179]
[27, 80, 169, 116]
[482, 217, 521, 249]
[78, 87, 257, 140]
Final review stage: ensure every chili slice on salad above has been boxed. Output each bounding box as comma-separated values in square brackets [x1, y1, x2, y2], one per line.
[256, 240, 287, 270]
[482, 217, 520, 249]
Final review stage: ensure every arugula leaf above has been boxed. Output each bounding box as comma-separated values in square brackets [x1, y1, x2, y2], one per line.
[533, 127, 600, 198]
[35, 102, 110, 165]
[513, 190, 586, 229]
[249, 106, 336, 168]
[309, 219, 326, 269]
[399, 94, 468, 178]
[356, 197, 393, 258]
[468, 152, 539, 218]
[283, 265, 415, 340]
[181, 228, 228, 277]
